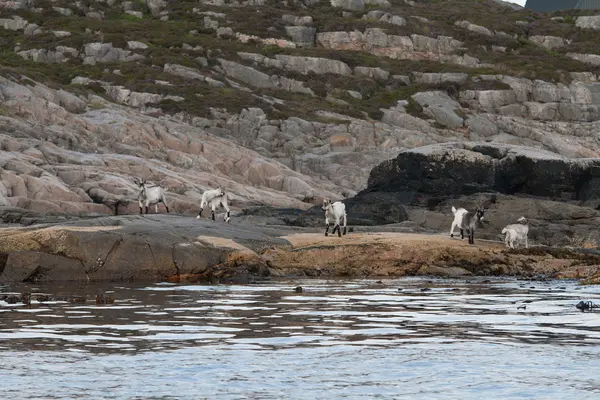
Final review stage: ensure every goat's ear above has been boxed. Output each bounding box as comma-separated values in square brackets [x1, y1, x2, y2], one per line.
[132, 177, 139, 185]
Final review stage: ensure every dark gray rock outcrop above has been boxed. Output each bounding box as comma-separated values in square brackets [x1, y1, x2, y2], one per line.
[336, 142, 600, 245]
[366, 142, 600, 202]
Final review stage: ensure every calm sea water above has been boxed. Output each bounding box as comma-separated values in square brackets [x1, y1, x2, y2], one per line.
[1, 278, 600, 399]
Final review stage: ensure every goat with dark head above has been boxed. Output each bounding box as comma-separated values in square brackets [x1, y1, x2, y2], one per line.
[133, 177, 169, 215]
[458, 206, 486, 245]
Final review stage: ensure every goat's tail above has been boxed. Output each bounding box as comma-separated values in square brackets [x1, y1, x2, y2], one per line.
[451, 206, 457, 215]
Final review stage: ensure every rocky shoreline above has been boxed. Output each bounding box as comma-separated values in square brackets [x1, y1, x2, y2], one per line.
[1, 213, 599, 285]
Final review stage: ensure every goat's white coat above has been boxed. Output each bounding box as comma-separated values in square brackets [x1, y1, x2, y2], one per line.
[323, 199, 347, 237]
[502, 217, 529, 249]
[458, 208, 486, 245]
[134, 178, 169, 214]
[450, 206, 468, 238]
[197, 188, 231, 223]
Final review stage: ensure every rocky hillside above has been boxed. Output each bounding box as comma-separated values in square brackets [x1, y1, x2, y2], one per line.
[2, 0, 600, 217]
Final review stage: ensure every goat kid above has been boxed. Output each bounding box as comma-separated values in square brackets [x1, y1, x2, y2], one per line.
[197, 188, 231, 223]
[322, 198, 347, 237]
[133, 178, 169, 214]
[502, 216, 529, 249]
[459, 207, 486, 245]
[450, 206, 468, 239]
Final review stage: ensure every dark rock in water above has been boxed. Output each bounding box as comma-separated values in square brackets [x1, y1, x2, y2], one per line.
[294, 286, 303, 293]
[576, 300, 595, 312]
[421, 288, 431, 292]
[95, 294, 115, 304]
[21, 292, 31, 306]
[69, 295, 86, 304]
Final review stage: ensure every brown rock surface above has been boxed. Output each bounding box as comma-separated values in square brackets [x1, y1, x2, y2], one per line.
[1, 216, 599, 284]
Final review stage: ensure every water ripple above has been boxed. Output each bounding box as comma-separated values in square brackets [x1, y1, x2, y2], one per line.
[1, 278, 600, 398]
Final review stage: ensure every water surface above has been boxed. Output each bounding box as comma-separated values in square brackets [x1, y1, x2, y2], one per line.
[1, 278, 600, 399]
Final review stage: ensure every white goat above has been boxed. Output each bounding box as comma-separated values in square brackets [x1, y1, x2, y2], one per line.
[196, 188, 231, 223]
[322, 198, 347, 237]
[450, 206, 468, 238]
[458, 207, 486, 245]
[133, 177, 169, 214]
[502, 216, 529, 249]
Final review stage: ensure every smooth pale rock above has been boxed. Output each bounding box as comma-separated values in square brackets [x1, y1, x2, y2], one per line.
[330, 0, 365, 11]
[282, 14, 313, 26]
[576, 15, 600, 30]
[127, 41, 148, 50]
[529, 35, 565, 50]
[284, 26, 316, 47]
[454, 20, 493, 36]
[146, 0, 166, 16]
[412, 91, 464, 129]
[567, 53, 600, 67]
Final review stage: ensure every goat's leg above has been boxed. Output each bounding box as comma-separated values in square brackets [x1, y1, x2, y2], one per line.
[460, 229, 464, 240]
[470, 230, 475, 245]
[222, 199, 231, 223]
[525, 235, 528, 249]
[342, 213, 347, 235]
[211, 203, 216, 222]
[332, 224, 338, 236]
[336, 222, 342, 237]
[196, 205, 203, 220]
[138, 200, 143, 215]
[325, 216, 330, 237]
[162, 196, 170, 213]
[155, 203, 159, 214]
[450, 221, 456, 238]
[144, 200, 149, 215]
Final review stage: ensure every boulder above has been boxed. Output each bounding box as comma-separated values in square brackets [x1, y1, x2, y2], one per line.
[146, 0, 167, 17]
[274, 55, 353, 75]
[454, 20, 493, 36]
[365, 142, 599, 201]
[282, 14, 313, 26]
[411, 91, 464, 129]
[529, 35, 565, 50]
[567, 53, 600, 67]
[575, 15, 600, 30]
[330, 0, 365, 11]
[354, 66, 389, 81]
[285, 26, 316, 47]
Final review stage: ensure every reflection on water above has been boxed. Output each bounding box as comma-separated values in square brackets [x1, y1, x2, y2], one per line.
[1, 278, 600, 399]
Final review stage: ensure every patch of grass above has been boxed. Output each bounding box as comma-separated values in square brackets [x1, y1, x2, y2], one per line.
[111, 13, 146, 22]
[87, 100, 106, 110]
[405, 97, 427, 119]
[567, 233, 598, 249]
